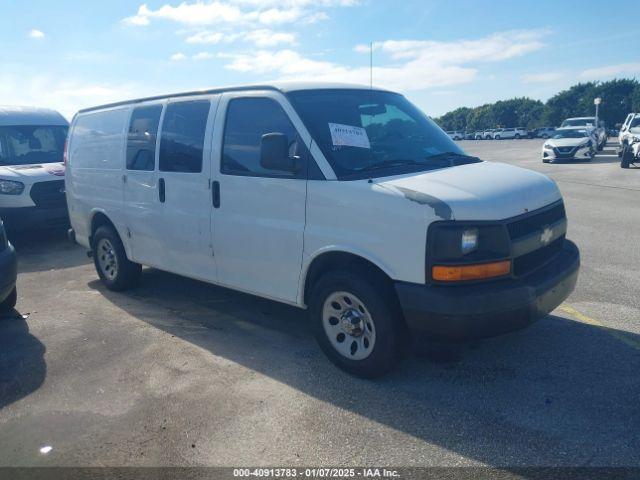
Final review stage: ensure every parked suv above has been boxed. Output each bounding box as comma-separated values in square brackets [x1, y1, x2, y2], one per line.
[618, 113, 639, 156]
[0, 218, 17, 313]
[535, 127, 556, 139]
[0, 106, 69, 231]
[493, 128, 524, 140]
[446, 130, 464, 140]
[66, 83, 580, 377]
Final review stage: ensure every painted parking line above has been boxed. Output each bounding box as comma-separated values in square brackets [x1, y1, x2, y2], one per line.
[558, 304, 640, 351]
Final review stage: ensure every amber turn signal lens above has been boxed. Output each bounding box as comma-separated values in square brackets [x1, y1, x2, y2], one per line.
[432, 260, 511, 282]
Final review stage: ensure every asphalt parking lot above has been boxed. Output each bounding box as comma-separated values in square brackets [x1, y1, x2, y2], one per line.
[0, 139, 638, 468]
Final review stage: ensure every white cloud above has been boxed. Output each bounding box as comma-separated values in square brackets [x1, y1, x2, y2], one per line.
[122, 0, 355, 27]
[123, 2, 244, 26]
[0, 74, 141, 119]
[185, 28, 295, 47]
[522, 72, 565, 83]
[193, 51, 215, 60]
[580, 63, 640, 80]
[29, 29, 45, 39]
[185, 31, 226, 44]
[170, 52, 188, 61]
[223, 30, 548, 92]
[243, 29, 296, 47]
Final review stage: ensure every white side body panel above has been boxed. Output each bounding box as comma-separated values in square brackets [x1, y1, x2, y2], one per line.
[67, 107, 129, 250]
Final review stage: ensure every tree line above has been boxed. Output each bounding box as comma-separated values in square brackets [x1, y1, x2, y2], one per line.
[434, 79, 640, 131]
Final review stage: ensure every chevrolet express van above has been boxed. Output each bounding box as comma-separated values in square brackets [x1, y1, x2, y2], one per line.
[0, 106, 69, 230]
[66, 83, 580, 377]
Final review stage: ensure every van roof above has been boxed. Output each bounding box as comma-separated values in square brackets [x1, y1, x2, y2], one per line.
[0, 106, 69, 127]
[77, 82, 393, 115]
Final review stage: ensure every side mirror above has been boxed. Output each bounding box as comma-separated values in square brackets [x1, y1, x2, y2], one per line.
[260, 133, 296, 173]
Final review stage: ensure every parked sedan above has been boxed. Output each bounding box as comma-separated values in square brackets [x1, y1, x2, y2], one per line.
[542, 127, 595, 163]
[0, 218, 17, 313]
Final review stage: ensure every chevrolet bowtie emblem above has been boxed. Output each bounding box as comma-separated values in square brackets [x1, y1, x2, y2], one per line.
[540, 227, 553, 245]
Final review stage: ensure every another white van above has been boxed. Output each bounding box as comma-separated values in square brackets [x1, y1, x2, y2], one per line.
[66, 83, 580, 377]
[0, 106, 69, 230]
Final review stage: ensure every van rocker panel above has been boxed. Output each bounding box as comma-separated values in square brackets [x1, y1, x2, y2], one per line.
[395, 239, 579, 339]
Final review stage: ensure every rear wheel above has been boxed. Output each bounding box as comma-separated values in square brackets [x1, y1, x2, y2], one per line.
[310, 270, 404, 378]
[92, 226, 141, 291]
[515, 134, 521, 139]
[0, 287, 17, 313]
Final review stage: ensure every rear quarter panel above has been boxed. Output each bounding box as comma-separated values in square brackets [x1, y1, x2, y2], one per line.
[66, 107, 130, 248]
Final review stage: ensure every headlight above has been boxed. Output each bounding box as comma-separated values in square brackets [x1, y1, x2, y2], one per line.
[0, 179, 25, 195]
[632, 135, 640, 143]
[543, 143, 553, 150]
[427, 223, 511, 282]
[576, 143, 590, 150]
[461, 228, 478, 255]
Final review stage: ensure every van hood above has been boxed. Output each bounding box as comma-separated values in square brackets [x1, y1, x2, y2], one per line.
[0, 162, 65, 180]
[375, 161, 561, 221]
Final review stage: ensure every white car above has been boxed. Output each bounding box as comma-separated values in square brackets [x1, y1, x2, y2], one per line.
[493, 128, 527, 140]
[66, 82, 580, 377]
[445, 130, 464, 140]
[560, 117, 606, 150]
[618, 113, 640, 155]
[621, 127, 640, 168]
[542, 127, 595, 163]
[0, 106, 69, 231]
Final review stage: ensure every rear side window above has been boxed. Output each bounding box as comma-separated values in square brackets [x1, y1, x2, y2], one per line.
[159, 100, 210, 173]
[126, 104, 162, 171]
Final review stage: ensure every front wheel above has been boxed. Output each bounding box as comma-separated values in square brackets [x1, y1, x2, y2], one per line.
[93, 226, 141, 291]
[0, 287, 17, 313]
[310, 271, 404, 378]
[515, 134, 521, 139]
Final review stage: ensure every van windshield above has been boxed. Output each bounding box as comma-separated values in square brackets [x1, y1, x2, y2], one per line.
[0, 125, 68, 166]
[287, 89, 478, 179]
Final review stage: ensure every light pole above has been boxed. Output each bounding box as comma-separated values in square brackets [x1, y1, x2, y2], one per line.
[594, 97, 602, 125]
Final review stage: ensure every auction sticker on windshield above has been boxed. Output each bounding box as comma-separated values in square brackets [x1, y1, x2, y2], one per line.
[328, 123, 371, 149]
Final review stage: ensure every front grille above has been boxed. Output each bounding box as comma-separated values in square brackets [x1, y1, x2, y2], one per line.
[30, 181, 66, 209]
[508, 203, 567, 277]
[553, 146, 577, 157]
[513, 237, 564, 277]
[507, 203, 566, 240]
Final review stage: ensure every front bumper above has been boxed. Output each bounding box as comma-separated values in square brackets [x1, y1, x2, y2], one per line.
[0, 206, 69, 231]
[0, 243, 17, 303]
[395, 240, 580, 340]
[543, 149, 592, 161]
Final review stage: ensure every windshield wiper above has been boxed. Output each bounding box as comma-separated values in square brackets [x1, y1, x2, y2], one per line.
[424, 152, 481, 165]
[355, 159, 424, 172]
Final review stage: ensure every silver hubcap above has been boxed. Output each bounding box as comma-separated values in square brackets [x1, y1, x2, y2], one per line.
[322, 291, 376, 361]
[96, 238, 118, 281]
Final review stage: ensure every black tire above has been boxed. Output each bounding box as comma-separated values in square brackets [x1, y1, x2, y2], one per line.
[542, 159, 550, 163]
[309, 270, 404, 378]
[495, 136, 501, 140]
[515, 134, 521, 139]
[92, 225, 141, 291]
[0, 287, 17, 313]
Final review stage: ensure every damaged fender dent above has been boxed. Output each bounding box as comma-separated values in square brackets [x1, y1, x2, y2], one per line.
[395, 187, 453, 220]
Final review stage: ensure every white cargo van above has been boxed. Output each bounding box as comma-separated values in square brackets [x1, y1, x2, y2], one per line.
[0, 106, 69, 230]
[66, 83, 580, 377]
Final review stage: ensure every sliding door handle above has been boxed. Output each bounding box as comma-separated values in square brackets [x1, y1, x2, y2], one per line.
[212, 181, 220, 208]
[159, 178, 166, 203]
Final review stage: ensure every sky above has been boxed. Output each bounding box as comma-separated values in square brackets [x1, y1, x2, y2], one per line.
[1, 0, 639, 120]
